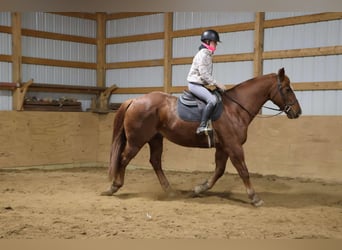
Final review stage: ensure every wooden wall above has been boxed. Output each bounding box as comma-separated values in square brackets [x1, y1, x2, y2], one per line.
[1, 111, 341, 183]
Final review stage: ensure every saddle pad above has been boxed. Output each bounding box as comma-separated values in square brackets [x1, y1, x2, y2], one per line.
[177, 98, 223, 122]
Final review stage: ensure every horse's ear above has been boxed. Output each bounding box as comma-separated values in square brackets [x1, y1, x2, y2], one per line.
[278, 68, 285, 81]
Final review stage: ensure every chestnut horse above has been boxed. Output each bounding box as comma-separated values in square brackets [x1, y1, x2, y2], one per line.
[101, 68, 302, 206]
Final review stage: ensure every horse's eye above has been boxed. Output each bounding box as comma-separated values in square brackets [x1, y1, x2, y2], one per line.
[285, 87, 292, 93]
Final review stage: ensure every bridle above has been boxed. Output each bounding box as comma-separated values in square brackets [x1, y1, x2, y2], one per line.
[224, 75, 298, 119]
[264, 75, 299, 116]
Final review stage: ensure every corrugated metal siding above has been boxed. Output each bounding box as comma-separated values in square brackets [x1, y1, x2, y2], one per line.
[106, 14, 164, 37]
[106, 14, 165, 102]
[18, 12, 98, 111]
[106, 67, 164, 88]
[22, 64, 96, 86]
[0, 62, 12, 110]
[106, 40, 164, 63]
[0, 33, 11, 54]
[263, 13, 342, 115]
[22, 36, 96, 62]
[21, 12, 96, 37]
[173, 12, 254, 30]
[263, 56, 342, 82]
[264, 20, 342, 51]
[173, 30, 254, 58]
[265, 12, 321, 20]
[0, 12, 11, 26]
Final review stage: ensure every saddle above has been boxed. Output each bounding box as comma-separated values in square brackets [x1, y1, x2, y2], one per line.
[177, 89, 223, 122]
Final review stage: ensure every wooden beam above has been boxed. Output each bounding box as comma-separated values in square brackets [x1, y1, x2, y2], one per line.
[28, 83, 106, 94]
[263, 46, 342, 59]
[0, 25, 11, 34]
[106, 32, 164, 44]
[22, 29, 97, 44]
[0, 54, 12, 62]
[22, 56, 97, 69]
[253, 12, 265, 77]
[106, 59, 164, 69]
[292, 81, 342, 91]
[50, 12, 97, 20]
[171, 53, 254, 65]
[171, 22, 254, 38]
[163, 13, 173, 93]
[264, 12, 342, 29]
[106, 12, 161, 20]
[113, 87, 163, 94]
[96, 12, 106, 88]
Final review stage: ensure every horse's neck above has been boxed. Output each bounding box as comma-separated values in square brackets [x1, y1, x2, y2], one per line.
[227, 75, 274, 118]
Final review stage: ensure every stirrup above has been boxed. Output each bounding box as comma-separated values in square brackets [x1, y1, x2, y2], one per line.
[196, 126, 212, 135]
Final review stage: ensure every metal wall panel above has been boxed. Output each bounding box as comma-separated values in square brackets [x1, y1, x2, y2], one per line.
[264, 20, 342, 51]
[106, 67, 164, 88]
[106, 13, 164, 37]
[265, 12, 321, 20]
[0, 12, 11, 26]
[22, 36, 96, 62]
[173, 12, 255, 30]
[263, 55, 342, 82]
[0, 33, 11, 54]
[0, 62, 12, 110]
[22, 64, 96, 86]
[21, 12, 96, 37]
[173, 30, 254, 58]
[106, 39, 164, 63]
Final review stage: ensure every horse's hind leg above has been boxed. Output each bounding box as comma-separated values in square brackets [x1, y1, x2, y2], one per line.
[106, 142, 142, 195]
[148, 133, 173, 194]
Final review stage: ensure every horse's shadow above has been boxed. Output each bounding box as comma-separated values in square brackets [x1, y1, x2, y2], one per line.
[113, 189, 342, 208]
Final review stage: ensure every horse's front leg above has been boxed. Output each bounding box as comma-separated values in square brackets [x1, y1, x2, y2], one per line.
[194, 147, 228, 194]
[229, 145, 264, 207]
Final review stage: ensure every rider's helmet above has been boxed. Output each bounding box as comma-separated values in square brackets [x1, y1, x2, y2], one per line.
[201, 29, 221, 44]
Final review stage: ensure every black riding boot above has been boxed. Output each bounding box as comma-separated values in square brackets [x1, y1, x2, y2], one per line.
[196, 102, 215, 134]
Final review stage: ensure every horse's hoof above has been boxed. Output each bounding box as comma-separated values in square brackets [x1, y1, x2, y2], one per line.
[100, 190, 114, 196]
[100, 186, 120, 196]
[194, 180, 209, 194]
[252, 199, 264, 207]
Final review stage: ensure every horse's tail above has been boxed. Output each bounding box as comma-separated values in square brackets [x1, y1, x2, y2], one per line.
[108, 99, 133, 181]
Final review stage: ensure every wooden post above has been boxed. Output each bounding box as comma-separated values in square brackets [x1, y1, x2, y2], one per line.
[11, 12, 22, 110]
[163, 12, 173, 93]
[253, 12, 265, 77]
[96, 12, 106, 88]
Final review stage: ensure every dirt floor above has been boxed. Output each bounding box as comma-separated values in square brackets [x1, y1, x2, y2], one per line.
[0, 166, 341, 239]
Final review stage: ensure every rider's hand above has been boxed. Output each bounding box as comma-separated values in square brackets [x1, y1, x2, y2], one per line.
[216, 83, 226, 92]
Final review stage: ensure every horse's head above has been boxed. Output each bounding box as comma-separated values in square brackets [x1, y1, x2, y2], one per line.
[269, 68, 302, 119]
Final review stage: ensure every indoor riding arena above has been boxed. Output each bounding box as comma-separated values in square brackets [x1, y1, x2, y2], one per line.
[0, 12, 342, 239]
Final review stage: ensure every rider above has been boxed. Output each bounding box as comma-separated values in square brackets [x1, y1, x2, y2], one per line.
[187, 29, 226, 134]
